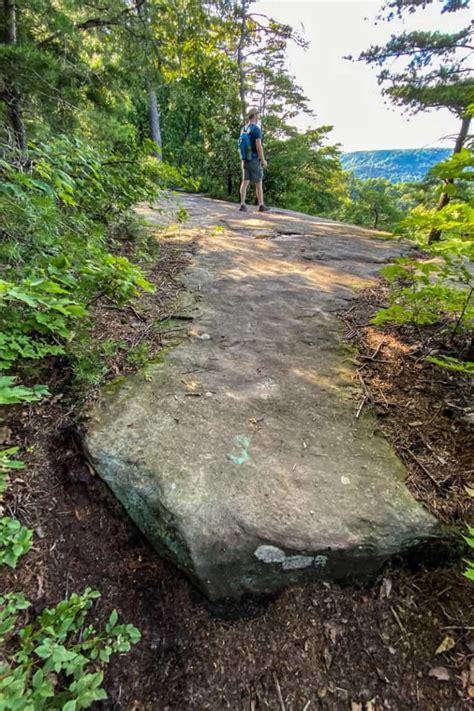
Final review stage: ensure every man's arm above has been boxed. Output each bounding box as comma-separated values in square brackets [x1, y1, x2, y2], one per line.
[255, 139, 267, 168]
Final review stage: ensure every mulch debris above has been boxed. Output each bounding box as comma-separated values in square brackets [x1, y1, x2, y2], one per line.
[341, 282, 473, 525]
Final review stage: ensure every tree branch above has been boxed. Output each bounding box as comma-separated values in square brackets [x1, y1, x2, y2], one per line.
[38, 0, 147, 48]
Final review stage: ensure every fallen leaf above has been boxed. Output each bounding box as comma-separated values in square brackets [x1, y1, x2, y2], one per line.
[0, 426, 12, 444]
[350, 703, 362, 711]
[464, 485, 474, 498]
[408, 421, 424, 427]
[468, 685, 474, 699]
[435, 636, 455, 654]
[323, 647, 333, 670]
[324, 622, 338, 643]
[470, 657, 474, 684]
[428, 666, 450, 681]
[379, 577, 393, 599]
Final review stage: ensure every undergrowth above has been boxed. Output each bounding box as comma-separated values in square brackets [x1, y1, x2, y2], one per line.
[0, 136, 190, 708]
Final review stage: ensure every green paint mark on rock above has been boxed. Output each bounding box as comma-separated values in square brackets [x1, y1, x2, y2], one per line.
[227, 435, 251, 465]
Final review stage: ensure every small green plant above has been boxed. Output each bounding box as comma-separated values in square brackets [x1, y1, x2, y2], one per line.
[127, 341, 152, 368]
[99, 339, 121, 359]
[0, 446, 32, 569]
[0, 517, 33, 568]
[0, 588, 141, 709]
[177, 206, 189, 223]
[0, 448, 25, 496]
[463, 526, 474, 582]
[69, 335, 109, 388]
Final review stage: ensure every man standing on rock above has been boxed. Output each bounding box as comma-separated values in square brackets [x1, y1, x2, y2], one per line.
[239, 107, 270, 213]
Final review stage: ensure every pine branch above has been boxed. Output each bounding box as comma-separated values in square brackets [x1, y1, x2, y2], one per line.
[38, 0, 148, 49]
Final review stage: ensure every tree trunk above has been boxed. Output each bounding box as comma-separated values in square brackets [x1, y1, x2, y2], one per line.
[373, 208, 379, 230]
[237, 0, 248, 124]
[467, 335, 474, 363]
[428, 114, 471, 244]
[261, 72, 267, 119]
[2, 0, 27, 152]
[148, 89, 162, 160]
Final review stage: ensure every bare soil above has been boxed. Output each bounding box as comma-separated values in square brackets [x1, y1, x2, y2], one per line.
[1, 233, 473, 710]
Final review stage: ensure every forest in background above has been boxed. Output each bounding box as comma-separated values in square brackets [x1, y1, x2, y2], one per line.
[341, 147, 452, 182]
[1, 0, 471, 231]
[0, 0, 473, 707]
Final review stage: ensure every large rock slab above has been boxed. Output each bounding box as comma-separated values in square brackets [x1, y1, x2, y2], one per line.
[85, 196, 445, 600]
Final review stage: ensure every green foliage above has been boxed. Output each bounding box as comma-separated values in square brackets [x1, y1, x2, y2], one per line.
[262, 128, 347, 216]
[374, 257, 473, 328]
[427, 355, 474, 374]
[0, 377, 49, 406]
[0, 518, 33, 568]
[126, 342, 152, 369]
[177, 206, 189, 223]
[0, 588, 141, 709]
[0, 448, 31, 573]
[358, 1, 473, 118]
[68, 333, 110, 388]
[338, 176, 405, 230]
[0, 448, 31, 571]
[0, 136, 158, 391]
[0, 448, 24, 500]
[374, 147, 474, 362]
[463, 526, 474, 582]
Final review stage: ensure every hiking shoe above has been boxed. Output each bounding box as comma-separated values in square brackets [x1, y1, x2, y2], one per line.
[239, 204, 247, 212]
[258, 205, 270, 213]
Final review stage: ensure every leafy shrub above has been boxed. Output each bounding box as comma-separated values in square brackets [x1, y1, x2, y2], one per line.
[374, 148, 474, 372]
[0, 588, 140, 710]
[0, 136, 159, 391]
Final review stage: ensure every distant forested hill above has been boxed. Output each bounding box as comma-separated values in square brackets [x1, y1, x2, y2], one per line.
[341, 148, 452, 183]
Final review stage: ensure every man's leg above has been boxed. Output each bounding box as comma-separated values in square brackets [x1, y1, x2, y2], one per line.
[255, 181, 264, 206]
[240, 179, 250, 207]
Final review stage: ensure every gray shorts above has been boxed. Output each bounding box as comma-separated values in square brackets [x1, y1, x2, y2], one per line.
[243, 158, 263, 183]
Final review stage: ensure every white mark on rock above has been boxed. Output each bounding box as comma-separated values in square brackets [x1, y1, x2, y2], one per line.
[282, 555, 314, 570]
[341, 476, 351, 486]
[255, 547, 330, 571]
[256, 378, 279, 400]
[314, 555, 328, 568]
[254, 545, 286, 563]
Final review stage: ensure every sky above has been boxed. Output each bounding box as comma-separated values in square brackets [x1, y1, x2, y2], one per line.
[257, 0, 472, 152]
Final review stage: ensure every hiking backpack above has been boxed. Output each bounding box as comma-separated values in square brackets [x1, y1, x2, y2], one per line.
[238, 125, 253, 161]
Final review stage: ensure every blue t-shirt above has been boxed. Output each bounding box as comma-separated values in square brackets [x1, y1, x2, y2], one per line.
[245, 123, 262, 159]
